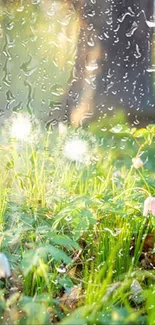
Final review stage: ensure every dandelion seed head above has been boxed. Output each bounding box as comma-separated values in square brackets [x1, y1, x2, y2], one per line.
[64, 138, 89, 163]
[11, 114, 32, 141]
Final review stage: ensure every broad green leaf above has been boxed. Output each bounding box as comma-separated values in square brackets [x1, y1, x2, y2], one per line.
[146, 124, 155, 134]
[50, 235, 80, 250]
[21, 244, 71, 275]
[59, 307, 86, 325]
[81, 209, 96, 225]
[133, 128, 149, 138]
[73, 209, 96, 240]
[21, 302, 50, 325]
[144, 132, 153, 145]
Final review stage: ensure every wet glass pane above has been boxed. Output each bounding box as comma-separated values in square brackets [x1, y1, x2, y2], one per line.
[0, 1, 155, 325]
[0, 0, 79, 126]
[0, 0, 154, 127]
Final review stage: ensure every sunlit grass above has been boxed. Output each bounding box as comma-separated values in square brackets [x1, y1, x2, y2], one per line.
[0, 113, 154, 324]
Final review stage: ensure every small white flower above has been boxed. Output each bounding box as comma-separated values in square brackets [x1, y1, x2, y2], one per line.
[0, 253, 11, 278]
[64, 138, 89, 163]
[132, 157, 143, 169]
[58, 122, 67, 137]
[143, 197, 155, 217]
[11, 113, 32, 141]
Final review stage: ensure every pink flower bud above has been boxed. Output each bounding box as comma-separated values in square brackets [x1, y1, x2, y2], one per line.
[132, 157, 143, 169]
[143, 197, 155, 217]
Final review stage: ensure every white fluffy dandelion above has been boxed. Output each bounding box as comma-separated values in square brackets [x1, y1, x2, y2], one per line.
[11, 113, 32, 141]
[63, 138, 89, 163]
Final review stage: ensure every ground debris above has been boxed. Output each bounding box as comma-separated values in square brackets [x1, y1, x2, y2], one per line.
[59, 285, 83, 309]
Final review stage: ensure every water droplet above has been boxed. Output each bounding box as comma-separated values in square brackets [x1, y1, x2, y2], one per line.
[134, 44, 141, 59]
[65, 216, 72, 222]
[32, 0, 40, 4]
[0, 109, 4, 116]
[126, 22, 138, 37]
[111, 124, 123, 133]
[87, 35, 95, 47]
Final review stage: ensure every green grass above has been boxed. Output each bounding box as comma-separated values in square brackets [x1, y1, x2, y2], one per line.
[0, 116, 155, 325]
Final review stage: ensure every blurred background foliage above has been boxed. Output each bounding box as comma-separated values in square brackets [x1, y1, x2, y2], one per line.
[0, 0, 79, 124]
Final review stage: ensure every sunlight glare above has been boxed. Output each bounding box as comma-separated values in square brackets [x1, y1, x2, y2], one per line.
[11, 114, 32, 141]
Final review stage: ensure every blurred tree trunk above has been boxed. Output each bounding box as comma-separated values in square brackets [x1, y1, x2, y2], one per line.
[101, 0, 155, 124]
[60, 0, 155, 126]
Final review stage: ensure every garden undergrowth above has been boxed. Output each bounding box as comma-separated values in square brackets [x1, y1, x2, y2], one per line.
[0, 115, 155, 324]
